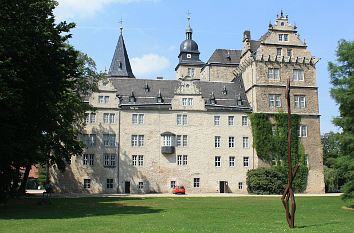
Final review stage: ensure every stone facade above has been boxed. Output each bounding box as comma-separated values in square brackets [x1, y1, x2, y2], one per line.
[51, 12, 325, 194]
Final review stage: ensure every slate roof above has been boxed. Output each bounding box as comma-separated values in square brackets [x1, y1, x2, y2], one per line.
[109, 78, 251, 112]
[108, 34, 135, 78]
[207, 49, 241, 65]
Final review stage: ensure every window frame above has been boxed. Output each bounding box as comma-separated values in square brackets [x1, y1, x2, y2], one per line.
[229, 156, 235, 167]
[193, 178, 200, 188]
[215, 156, 221, 167]
[215, 136, 221, 148]
[243, 156, 250, 167]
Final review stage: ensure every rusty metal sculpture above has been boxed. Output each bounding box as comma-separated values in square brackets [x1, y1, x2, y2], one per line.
[281, 79, 300, 228]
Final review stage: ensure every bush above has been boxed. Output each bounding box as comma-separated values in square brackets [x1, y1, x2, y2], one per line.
[247, 166, 308, 194]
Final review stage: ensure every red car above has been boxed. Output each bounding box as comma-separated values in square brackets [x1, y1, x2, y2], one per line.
[172, 186, 186, 194]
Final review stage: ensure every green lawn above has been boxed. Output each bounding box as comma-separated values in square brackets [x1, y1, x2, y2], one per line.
[0, 196, 353, 233]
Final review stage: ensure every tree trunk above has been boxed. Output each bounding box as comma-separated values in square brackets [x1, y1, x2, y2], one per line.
[18, 163, 31, 194]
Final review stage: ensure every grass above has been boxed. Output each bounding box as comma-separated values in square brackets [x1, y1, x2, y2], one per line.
[0, 196, 353, 233]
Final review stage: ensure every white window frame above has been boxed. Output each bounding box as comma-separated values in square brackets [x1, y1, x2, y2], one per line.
[242, 116, 248, 126]
[131, 135, 144, 147]
[299, 125, 308, 137]
[163, 135, 172, 146]
[138, 155, 144, 166]
[268, 68, 280, 80]
[243, 137, 249, 149]
[276, 48, 282, 56]
[104, 154, 116, 167]
[132, 155, 137, 166]
[238, 182, 243, 190]
[243, 157, 250, 167]
[193, 178, 200, 188]
[229, 156, 235, 167]
[214, 116, 220, 126]
[183, 155, 188, 165]
[170, 181, 176, 188]
[103, 134, 116, 147]
[177, 155, 182, 165]
[269, 94, 281, 107]
[228, 116, 234, 126]
[104, 113, 115, 124]
[215, 136, 221, 148]
[229, 136, 235, 148]
[188, 67, 195, 77]
[287, 48, 292, 57]
[177, 135, 188, 147]
[293, 69, 304, 81]
[215, 156, 221, 167]
[132, 114, 144, 124]
[294, 95, 306, 108]
[132, 155, 144, 167]
[177, 114, 188, 126]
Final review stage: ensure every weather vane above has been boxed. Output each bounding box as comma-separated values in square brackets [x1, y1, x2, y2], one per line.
[119, 17, 123, 34]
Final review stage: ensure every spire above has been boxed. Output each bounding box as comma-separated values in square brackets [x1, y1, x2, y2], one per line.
[186, 10, 192, 40]
[108, 20, 135, 78]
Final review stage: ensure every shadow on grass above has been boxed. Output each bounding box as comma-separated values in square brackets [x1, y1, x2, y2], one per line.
[296, 221, 340, 229]
[0, 197, 163, 219]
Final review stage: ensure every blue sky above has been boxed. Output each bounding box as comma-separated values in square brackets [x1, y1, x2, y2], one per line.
[54, 0, 354, 134]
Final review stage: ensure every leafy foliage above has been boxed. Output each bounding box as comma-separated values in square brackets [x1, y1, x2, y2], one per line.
[0, 0, 99, 197]
[247, 166, 308, 194]
[328, 39, 354, 206]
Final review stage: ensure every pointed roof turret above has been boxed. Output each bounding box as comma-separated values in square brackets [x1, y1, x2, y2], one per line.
[108, 22, 135, 78]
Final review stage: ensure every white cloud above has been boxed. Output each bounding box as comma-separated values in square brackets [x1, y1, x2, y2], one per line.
[131, 54, 170, 77]
[54, 0, 158, 20]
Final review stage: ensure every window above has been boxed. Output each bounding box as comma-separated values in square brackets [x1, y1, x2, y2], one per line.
[85, 113, 96, 124]
[131, 135, 144, 147]
[278, 34, 288, 41]
[294, 95, 306, 108]
[106, 179, 113, 189]
[177, 155, 188, 166]
[293, 69, 304, 81]
[182, 98, 193, 106]
[177, 114, 188, 125]
[132, 114, 144, 124]
[243, 137, 249, 148]
[228, 116, 234, 126]
[138, 155, 144, 166]
[243, 157, 249, 167]
[242, 116, 248, 126]
[269, 94, 281, 107]
[103, 113, 115, 124]
[138, 182, 144, 190]
[187, 67, 195, 77]
[82, 134, 96, 147]
[268, 68, 280, 80]
[215, 136, 221, 148]
[193, 178, 200, 188]
[176, 135, 188, 147]
[183, 155, 188, 165]
[229, 156, 235, 167]
[104, 154, 116, 167]
[98, 95, 109, 104]
[170, 181, 176, 188]
[229, 137, 235, 148]
[163, 135, 173, 146]
[238, 182, 243, 190]
[299, 125, 308, 137]
[287, 48, 292, 57]
[215, 156, 221, 167]
[83, 154, 94, 166]
[276, 48, 282, 56]
[132, 155, 144, 166]
[214, 116, 220, 126]
[84, 179, 91, 189]
[103, 134, 116, 147]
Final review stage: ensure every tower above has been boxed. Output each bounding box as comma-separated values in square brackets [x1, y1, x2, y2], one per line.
[108, 23, 135, 78]
[175, 14, 204, 80]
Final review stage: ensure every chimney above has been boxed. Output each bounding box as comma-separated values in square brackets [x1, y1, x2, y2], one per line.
[156, 76, 163, 80]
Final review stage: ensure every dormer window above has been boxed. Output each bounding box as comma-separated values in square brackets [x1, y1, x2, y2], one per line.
[187, 54, 191, 59]
[156, 90, 163, 103]
[209, 92, 216, 105]
[129, 91, 136, 103]
[281, 22, 285, 26]
[237, 94, 243, 106]
[144, 83, 150, 92]
[278, 34, 289, 42]
[222, 86, 228, 95]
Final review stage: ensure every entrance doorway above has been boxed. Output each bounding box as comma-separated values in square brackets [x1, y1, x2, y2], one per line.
[219, 181, 227, 193]
[124, 181, 130, 194]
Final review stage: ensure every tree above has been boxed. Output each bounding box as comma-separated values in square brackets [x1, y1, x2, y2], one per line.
[0, 0, 99, 197]
[328, 39, 354, 206]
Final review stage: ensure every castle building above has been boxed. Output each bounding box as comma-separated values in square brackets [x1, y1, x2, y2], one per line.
[51, 12, 325, 194]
